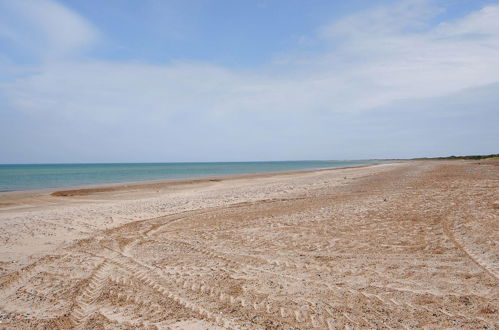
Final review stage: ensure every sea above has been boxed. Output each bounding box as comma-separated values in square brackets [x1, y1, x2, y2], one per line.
[0, 160, 376, 192]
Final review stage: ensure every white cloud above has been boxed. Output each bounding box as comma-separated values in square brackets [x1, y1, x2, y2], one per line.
[0, 0, 98, 59]
[1, 0, 498, 161]
[4, 1, 499, 116]
[320, 0, 440, 39]
[305, 1, 499, 110]
[435, 5, 499, 39]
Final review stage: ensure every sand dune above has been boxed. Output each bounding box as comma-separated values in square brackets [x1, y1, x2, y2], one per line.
[0, 161, 497, 329]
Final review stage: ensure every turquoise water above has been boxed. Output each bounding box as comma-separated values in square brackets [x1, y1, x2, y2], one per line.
[0, 161, 375, 192]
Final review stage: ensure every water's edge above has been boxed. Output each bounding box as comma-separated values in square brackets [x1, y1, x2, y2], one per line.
[0, 160, 379, 192]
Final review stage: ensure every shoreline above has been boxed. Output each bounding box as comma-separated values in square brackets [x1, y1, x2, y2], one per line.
[50, 162, 383, 196]
[0, 161, 386, 202]
[0, 160, 378, 195]
[5, 157, 488, 196]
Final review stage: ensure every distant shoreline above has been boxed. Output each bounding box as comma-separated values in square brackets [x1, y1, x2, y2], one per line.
[51, 163, 384, 197]
[1, 155, 495, 193]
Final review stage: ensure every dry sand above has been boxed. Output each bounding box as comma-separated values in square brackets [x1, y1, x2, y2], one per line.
[0, 160, 497, 329]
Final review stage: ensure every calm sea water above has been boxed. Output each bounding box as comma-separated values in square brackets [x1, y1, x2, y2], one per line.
[0, 161, 375, 192]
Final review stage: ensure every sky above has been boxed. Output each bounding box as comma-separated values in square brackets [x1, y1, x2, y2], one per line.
[0, 0, 498, 163]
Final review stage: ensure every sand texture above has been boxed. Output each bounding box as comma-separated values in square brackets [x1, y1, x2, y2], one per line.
[0, 160, 497, 329]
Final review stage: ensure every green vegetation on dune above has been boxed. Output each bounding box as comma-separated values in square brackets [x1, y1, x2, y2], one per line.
[414, 154, 499, 160]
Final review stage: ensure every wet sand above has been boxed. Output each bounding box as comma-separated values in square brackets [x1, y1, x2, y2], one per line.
[0, 160, 497, 329]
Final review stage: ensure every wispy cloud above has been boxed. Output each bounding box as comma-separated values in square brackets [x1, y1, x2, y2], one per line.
[283, 0, 499, 109]
[321, 0, 440, 38]
[0, 0, 98, 59]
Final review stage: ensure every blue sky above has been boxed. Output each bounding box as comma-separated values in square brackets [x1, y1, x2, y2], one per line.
[0, 0, 498, 163]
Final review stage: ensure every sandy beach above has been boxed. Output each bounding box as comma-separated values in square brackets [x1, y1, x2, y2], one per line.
[0, 160, 497, 329]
